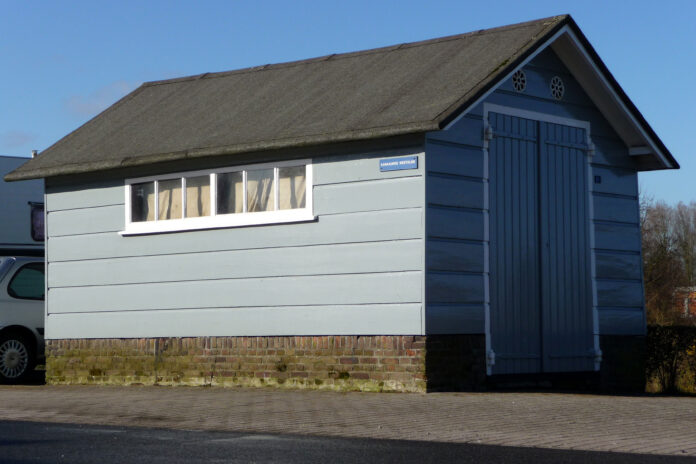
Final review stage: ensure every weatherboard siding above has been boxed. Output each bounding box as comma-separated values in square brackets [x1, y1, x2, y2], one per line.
[45, 149, 425, 339]
[423, 47, 644, 336]
[424, 115, 487, 334]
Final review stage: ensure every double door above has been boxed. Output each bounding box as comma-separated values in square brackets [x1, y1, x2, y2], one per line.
[488, 112, 595, 375]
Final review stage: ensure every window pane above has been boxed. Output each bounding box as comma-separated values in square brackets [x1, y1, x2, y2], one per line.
[247, 168, 274, 212]
[31, 203, 45, 241]
[185, 175, 211, 218]
[131, 182, 155, 222]
[278, 166, 306, 210]
[8, 263, 44, 300]
[158, 179, 182, 220]
[216, 171, 244, 214]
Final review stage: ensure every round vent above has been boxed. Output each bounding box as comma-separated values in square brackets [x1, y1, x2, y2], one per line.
[550, 76, 565, 100]
[511, 70, 526, 92]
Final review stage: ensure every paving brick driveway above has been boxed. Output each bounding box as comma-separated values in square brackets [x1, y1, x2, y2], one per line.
[1, 385, 695, 457]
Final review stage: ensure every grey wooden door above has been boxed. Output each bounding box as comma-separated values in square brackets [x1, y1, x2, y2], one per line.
[488, 112, 594, 375]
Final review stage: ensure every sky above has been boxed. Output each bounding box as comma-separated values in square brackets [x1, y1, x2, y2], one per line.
[1, 0, 694, 204]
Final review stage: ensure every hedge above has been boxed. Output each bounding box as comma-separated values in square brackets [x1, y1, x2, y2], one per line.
[646, 325, 696, 393]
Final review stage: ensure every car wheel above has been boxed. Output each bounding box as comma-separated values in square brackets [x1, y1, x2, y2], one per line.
[0, 333, 36, 384]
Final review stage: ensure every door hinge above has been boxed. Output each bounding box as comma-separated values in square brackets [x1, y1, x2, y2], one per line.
[486, 349, 496, 367]
[484, 125, 494, 142]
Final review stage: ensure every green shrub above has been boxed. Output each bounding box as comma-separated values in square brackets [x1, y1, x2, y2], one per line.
[646, 325, 696, 393]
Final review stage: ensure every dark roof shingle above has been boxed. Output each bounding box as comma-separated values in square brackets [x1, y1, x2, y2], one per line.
[7, 16, 571, 180]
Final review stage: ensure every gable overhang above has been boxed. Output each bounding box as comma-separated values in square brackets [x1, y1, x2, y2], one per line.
[443, 21, 678, 171]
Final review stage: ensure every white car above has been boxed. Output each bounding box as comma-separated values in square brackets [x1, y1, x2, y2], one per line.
[0, 256, 45, 383]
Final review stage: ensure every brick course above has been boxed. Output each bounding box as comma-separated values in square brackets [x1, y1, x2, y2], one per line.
[46, 335, 428, 392]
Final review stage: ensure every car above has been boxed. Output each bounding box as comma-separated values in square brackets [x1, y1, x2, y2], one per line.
[0, 256, 45, 383]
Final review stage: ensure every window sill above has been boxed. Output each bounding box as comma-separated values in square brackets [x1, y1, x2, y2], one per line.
[120, 210, 317, 236]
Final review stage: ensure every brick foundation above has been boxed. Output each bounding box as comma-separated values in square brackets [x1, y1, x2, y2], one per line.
[46, 336, 428, 392]
[426, 335, 487, 391]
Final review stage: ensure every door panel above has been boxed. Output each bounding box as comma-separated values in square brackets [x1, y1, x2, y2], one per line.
[539, 122, 594, 372]
[488, 113, 594, 375]
[489, 113, 541, 375]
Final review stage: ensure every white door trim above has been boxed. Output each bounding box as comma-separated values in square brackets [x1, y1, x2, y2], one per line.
[482, 103, 600, 375]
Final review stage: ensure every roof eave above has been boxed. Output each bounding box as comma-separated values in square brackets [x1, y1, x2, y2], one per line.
[4, 121, 436, 182]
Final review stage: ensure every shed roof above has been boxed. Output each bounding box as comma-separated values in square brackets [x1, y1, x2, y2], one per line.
[6, 15, 677, 181]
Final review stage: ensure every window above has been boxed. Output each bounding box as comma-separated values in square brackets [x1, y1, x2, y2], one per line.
[7, 263, 45, 300]
[123, 160, 313, 235]
[29, 202, 45, 242]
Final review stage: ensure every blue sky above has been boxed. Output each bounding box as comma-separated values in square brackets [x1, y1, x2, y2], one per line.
[2, 1, 693, 203]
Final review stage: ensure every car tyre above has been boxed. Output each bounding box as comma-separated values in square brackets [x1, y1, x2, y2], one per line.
[0, 332, 36, 384]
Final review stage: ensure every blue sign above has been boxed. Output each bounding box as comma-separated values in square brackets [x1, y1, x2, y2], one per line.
[379, 156, 418, 172]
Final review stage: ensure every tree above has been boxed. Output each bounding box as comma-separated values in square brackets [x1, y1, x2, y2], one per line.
[640, 197, 689, 325]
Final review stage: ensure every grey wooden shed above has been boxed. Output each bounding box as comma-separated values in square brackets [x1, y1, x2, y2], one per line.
[6, 15, 678, 391]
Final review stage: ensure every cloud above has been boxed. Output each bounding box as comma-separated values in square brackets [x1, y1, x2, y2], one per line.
[64, 80, 136, 117]
[0, 130, 38, 149]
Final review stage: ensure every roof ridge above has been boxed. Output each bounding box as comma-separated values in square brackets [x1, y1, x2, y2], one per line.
[143, 15, 568, 87]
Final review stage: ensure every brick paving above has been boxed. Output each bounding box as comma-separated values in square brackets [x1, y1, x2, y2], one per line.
[0, 385, 695, 456]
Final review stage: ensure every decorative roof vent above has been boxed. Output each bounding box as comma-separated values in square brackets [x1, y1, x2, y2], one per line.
[550, 76, 565, 100]
[511, 70, 526, 92]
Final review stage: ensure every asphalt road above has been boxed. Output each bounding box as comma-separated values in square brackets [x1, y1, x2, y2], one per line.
[0, 421, 692, 464]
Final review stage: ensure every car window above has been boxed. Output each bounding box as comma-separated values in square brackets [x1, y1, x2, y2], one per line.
[7, 263, 44, 300]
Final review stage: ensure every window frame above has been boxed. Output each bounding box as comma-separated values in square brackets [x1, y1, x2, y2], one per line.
[122, 159, 314, 235]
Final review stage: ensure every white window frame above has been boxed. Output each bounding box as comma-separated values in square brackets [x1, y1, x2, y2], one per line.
[122, 159, 314, 235]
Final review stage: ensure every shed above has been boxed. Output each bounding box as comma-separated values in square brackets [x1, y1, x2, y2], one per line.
[6, 15, 678, 391]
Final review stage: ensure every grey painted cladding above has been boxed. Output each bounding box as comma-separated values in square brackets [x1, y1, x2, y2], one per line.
[45, 149, 425, 339]
[424, 48, 645, 337]
[46, 48, 647, 341]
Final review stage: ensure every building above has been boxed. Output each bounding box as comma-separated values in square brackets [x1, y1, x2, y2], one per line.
[6, 15, 678, 391]
[1, 155, 44, 256]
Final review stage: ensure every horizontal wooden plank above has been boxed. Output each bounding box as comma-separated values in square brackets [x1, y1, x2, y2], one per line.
[427, 239, 485, 273]
[426, 116, 483, 147]
[425, 304, 485, 334]
[48, 204, 124, 237]
[598, 308, 645, 335]
[594, 222, 641, 252]
[48, 271, 423, 314]
[49, 240, 422, 287]
[590, 137, 633, 170]
[48, 208, 424, 262]
[595, 251, 642, 280]
[313, 150, 423, 185]
[45, 304, 423, 339]
[427, 207, 484, 241]
[593, 194, 639, 224]
[425, 141, 485, 178]
[591, 165, 638, 197]
[47, 180, 124, 211]
[426, 272, 484, 304]
[427, 175, 483, 209]
[596, 280, 643, 308]
[314, 176, 423, 215]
